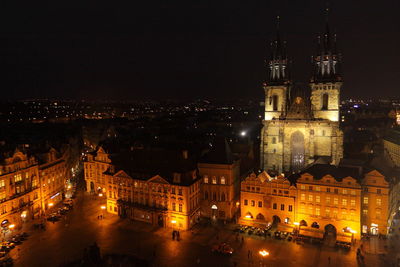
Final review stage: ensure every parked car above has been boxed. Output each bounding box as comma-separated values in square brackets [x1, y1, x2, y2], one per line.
[211, 243, 234, 255]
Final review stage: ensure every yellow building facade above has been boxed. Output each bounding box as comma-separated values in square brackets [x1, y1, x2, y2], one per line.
[85, 148, 202, 230]
[0, 146, 71, 230]
[84, 146, 111, 193]
[240, 172, 296, 229]
[239, 164, 390, 241]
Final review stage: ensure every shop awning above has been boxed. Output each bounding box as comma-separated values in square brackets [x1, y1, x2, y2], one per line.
[299, 229, 324, 238]
[336, 235, 352, 243]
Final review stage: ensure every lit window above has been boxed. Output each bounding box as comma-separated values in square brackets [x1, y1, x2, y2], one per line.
[342, 199, 347, 206]
[376, 210, 381, 219]
[362, 209, 368, 216]
[351, 190, 356, 195]
[316, 195, 320, 203]
[316, 207, 320, 216]
[251, 200, 255, 207]
[220, 176, 226, 185]
[343, 189, 347, 195]
[316, 186, 320, 192]
[363, 197, 368, 204]
[301, 193, 305, 201]
[326, 197, 331, 204]
[212, 176, 217, 184]
[308, 195, 313, 201]
[0, 180, 5, 188]
[301, 185, 305, 190]
[334, 198, 338, 205]
[204, 176, 209, 184]
[351, 199, 355, 206]
[376, 198, 381, 206]
[325, 208, 330, 217]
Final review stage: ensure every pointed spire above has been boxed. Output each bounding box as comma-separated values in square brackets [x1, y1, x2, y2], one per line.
[266, 15, 289, 85]
[311, 6, 342, 83]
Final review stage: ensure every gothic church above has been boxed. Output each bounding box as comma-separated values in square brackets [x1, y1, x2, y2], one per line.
[260, 19, 343, 173]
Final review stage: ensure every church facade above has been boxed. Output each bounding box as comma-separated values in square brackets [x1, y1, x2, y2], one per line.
[261, 22, 343, 173]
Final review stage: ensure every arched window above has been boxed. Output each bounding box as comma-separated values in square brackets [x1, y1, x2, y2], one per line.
[322, 94, 329, 110]
[220, 176, 226, 185]
[256, 213, 265, 220]
[272, 95, 278, 111]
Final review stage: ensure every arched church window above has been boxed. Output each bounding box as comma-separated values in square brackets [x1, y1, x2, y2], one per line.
[272, 95, 278, 111]
[322, 94, 329, 110]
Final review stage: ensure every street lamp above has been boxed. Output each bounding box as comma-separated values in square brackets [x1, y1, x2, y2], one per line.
[98, 193, 103, 197]
[259, 249, 269, 267]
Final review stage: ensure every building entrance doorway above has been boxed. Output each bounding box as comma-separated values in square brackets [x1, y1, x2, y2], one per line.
[158, 214, 164, 227]
[211, 205, 218, 218]
[324, 224, 337, 246]
[291, 131, 305, 172]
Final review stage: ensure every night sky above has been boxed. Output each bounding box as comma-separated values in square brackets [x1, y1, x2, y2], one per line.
[2, 1, 400, 101]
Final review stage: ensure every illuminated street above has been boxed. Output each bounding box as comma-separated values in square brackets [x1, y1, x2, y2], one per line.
[5, 190, 386, 267]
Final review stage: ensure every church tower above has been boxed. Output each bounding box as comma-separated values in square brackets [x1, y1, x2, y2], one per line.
[263, 17, 290, 121]
[310, 12, 342, 122]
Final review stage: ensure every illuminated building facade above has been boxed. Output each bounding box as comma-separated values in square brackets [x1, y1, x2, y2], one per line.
[84, 146, 112, 193]
[37, 148, 68, 211]
[0, 149, 41, 229]
[198, 138, 241, 220]
[383, 127, 400, 167]
[260, 19, 343, 172]
[87, 149, 201, 230]
[240, 164, 390, 241]
[0, 146, 71, 230]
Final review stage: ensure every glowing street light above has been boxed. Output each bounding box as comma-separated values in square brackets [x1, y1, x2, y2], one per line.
[293, 222, 300, 226]
[48, 202, 54, 207]
[100, 205, 106, 210]
[98, 193, 103, 197]
[259, 250, 269, 257]
[240, 131, 247, 137]
[171, 220, 177, 224]
[9, 224, 15, 230]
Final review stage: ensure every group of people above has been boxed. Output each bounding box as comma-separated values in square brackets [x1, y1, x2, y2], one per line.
[97, 214, 104, 220]
[172, 230, 180, 241]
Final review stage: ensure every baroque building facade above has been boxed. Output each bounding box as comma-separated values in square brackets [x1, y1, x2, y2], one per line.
[86, 147, 201, 230]
[261, 21, 343, 173]
[240, 164, 390, 241]
[0, 146, 72, 231]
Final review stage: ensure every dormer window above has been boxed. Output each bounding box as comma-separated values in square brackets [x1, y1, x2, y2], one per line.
[204, 176, 209, 184]
[220, 176, 226, 185]
[212, 176, 217, 184]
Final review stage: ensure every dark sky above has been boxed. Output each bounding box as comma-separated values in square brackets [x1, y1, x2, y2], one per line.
[2, 0, 400, 101]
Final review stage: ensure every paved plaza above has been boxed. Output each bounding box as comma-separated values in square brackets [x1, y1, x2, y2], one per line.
[7, 191, 391, 267]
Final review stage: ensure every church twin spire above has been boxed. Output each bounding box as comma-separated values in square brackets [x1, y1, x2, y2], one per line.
[266, 11, 342, 85]
[267, 16, 289, 86]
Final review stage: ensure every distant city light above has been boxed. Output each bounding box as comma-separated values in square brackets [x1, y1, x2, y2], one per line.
[240, 131, 246, 136]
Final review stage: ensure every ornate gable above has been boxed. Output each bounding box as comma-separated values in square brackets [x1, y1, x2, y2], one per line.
[114, 170, 131, 179]
[148, 175, 170, 185]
